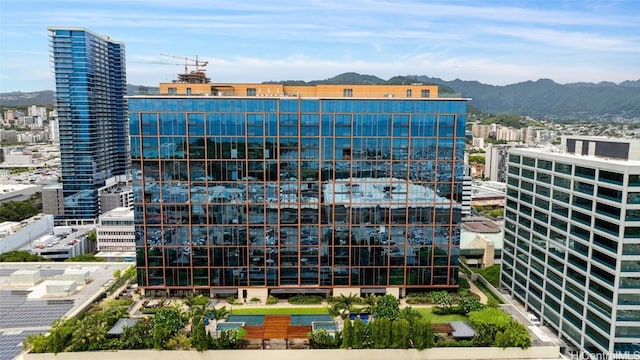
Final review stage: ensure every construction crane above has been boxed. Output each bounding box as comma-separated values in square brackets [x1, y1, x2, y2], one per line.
[159, 54, 210, 84]
[160, 54, 208, 74]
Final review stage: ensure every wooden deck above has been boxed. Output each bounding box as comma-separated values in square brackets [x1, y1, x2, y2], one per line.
[239, 315, 312, 349]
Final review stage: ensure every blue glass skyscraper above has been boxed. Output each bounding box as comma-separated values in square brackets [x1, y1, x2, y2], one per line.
[49, 27, 128, 224]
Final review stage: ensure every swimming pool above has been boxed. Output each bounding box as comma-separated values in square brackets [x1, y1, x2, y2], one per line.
[226, 314, 264, 326]
[311, 321, 338, 332]
[216, 322, 245, 331]
[290, 314, 333, 326]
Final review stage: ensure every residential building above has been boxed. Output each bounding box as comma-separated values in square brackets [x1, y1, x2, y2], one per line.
[48, 27, 128, 225]
[98, 175, 133, 214]
[485, 144, 524, 182]
[129, 81, 468, 298]
[95, 207, 135, 261]
[42, 183, 65, 216]
[501, 136, 640, 356]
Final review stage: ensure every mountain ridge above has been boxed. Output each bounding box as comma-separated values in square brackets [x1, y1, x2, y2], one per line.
[2, 75, 639, 120]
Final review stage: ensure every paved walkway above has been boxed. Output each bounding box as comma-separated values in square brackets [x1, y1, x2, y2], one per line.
[468, 279, 489, 303]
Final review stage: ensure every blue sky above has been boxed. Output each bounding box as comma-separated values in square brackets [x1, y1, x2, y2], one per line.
[1, 0, 639, 92]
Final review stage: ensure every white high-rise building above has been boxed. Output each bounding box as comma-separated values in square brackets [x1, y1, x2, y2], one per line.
[95, 207, 134, 262]
[485, 144, 524, 182]
[501, 136, 640, 357]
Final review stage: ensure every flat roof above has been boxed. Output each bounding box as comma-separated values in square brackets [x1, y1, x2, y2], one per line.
[511, 146, 640, 167]
[48, 27, 124, 45]
[128, 94, 470, 101]
[101, 207, 134, 219]
[0, 262, 131, 360]
[462, 220, 501, 233]
[107, 318, 141, 336]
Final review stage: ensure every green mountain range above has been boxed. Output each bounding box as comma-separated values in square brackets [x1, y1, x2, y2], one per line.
[2, 74, 639, 120]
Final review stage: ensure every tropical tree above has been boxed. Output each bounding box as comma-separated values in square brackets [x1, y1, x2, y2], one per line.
[86, 229, 97, 243]
[430, 291, 453, 310]
[352, 318, 364, 349]
[0, 250, 49, 262]
[151, 308, 187, 349]
[457, 293, 483, 314]
[412, 318, 434, 350]
[212, 305, 230, 320]
[391, 318, 410, 349]
[338, 293, 360, 313]
[468, 307, 513, 346]
[190, 314, 209, 351]
[371, 294, 400, 320]
[371, 317, 392, 349]
[341, 318, 353, 348]
[360, 293, 378, 313]
[120, 321, 152, 349]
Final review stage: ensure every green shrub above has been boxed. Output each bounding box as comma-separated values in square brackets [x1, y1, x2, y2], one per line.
[473, 265, 501, 287]
[266, 295, 278, 305]
[288, 295, 323, 305]
[431, 306, 466, 315]
[457, 276, 470, 290]
[226, 296, 243, 305]
[308, 330, 341, 349]
[436, 339, 475, 347]
[341, 318, 353, 348]
[406, 296, 430, 305]
[406, 292, 432, 305]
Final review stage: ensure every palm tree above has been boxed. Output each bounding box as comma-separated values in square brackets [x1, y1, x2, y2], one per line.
[361, 293, 378, 314]
[338, 293, 360, 313]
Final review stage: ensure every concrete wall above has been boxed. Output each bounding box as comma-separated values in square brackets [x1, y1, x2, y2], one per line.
[0, 215, 54, 253]
[333, 287, 360, 298]
[237, 288, 268, 302]
[21, 346, 560, 360]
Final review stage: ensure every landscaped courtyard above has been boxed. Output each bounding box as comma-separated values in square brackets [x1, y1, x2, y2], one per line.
[22, 277, 531, 354]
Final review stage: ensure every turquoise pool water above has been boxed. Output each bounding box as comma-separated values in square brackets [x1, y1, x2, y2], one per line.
[226, 315, 264, 326]
[311, 321, 338, 331]
[216, 322, 244, 331]
[290, 314, 333, 326]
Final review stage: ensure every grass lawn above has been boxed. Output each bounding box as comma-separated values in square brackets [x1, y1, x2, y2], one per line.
[229, 307, 329, 315]
[415, 308, 468, 323]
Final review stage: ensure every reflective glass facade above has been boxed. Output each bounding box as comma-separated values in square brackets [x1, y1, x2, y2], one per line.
[129, 95, 467, 292]
[49, 27, 128, 222]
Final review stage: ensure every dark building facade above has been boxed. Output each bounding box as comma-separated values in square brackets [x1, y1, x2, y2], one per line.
[129, 84, 467, 297]
[49, 27, 128, 224]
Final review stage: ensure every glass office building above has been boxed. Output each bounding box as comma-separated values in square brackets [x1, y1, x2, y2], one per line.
[501, 136, 640, 356]
[49, 27, 128, 224]
[129, 84, 467, 296]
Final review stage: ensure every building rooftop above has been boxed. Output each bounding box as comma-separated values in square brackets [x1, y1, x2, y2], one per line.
[48, 26, 124, 45]
[128, 82, 472, 101]
[101, 207, 133, 219]
[512, 145, 640, 167]
[0, 262, 131, 360]
[462, 220, 502, 234]
[450, 321, 476, 339]
[107, 318, 141, 336]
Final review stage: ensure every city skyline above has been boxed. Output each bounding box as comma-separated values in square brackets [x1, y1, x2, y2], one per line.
[1, 0, 639, 92]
